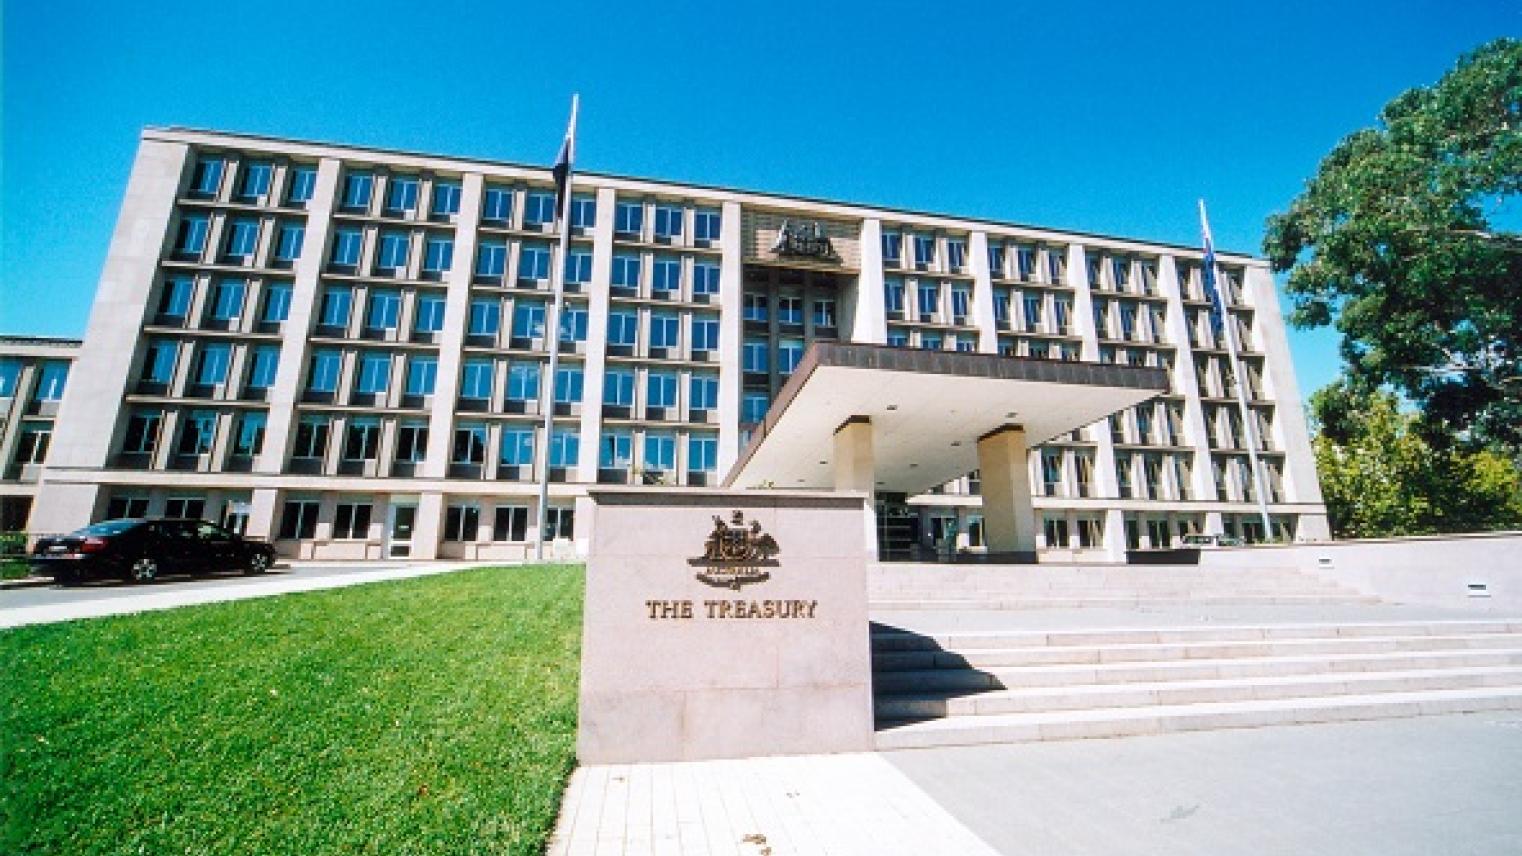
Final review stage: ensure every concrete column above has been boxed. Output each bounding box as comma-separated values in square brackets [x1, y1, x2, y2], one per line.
[577, 186, 617, 478]
[967, 232, 1000, 353]
[853, 219, 888, 344]
[411, 490, 444, 560]
[247, 486, 280, 540]
[716, 200, 744, 472]
[833, 416, 874, 492]
[1159, 255, 1220, 509]
[977, 424, 1037, 559]
[422, 174, 484, 478]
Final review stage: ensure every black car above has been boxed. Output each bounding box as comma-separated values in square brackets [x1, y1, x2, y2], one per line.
[31, 518, 276, 585]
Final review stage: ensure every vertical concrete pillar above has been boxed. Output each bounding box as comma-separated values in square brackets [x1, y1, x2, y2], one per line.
[832, 416, 874, 492]
[423, 174, 484, 477]
[853, 220, 888, 344]
[967, 231, 1000, 353]
[977, 424, 1037, 559]
[577, 186, 618, 478]
[716, 200, 745, 472]
[411, 490, 445, 560]
[248, 487, 280, 540]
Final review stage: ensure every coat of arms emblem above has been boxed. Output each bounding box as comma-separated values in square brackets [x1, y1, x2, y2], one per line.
[689, 510, 780, 590]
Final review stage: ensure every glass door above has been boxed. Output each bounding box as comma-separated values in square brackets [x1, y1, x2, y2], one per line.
[387, 504, 416, 558]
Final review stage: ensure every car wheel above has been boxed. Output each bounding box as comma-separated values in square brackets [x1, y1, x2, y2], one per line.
[245, 553, 271, 575]
[130, 556, 159, 584]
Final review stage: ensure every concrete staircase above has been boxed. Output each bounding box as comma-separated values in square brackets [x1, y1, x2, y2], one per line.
[870, 562, 1378, 610]
[872, 619, 1522, 750]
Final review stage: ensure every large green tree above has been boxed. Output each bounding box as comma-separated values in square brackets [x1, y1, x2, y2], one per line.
[1265, 38, 1522, 453]
[1311, 382, 1522, 537]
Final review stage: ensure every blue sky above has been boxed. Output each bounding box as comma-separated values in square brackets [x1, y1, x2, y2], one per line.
[2, 0, 1516, 399]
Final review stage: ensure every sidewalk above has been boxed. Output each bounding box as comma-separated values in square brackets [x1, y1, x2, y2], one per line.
[0, 561, 488, 629]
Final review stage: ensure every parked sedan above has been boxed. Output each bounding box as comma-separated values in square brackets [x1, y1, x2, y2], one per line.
[30, 518, 276, 584]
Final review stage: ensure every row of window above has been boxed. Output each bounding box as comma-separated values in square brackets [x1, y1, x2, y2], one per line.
[0, 359, 70, 402]
[172, 211, 306, 267]
[740, 293, 837, 328]
[189, 156, 315, 208]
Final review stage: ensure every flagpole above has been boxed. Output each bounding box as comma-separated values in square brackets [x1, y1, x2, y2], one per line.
[1199, 200, 1274, 541]
[535, 94, 578, 562]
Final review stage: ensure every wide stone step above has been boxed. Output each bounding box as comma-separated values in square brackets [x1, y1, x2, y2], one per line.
[869, 648, 1522, 693]
[874, 665, 1522, 719]
[869, 620, 1522, 652]
[870, 593, 1381, 610]
[872, 632, 1522, 671]
[873, 686, 1522, 750]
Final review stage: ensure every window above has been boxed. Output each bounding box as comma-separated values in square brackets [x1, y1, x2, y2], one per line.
[946, 238, 967, 272]
[912, 234, 935, 268]
[223, 219, 259, 261]
[778, 296, 802, 325]
[453, 424, 487, 464]
[743, 339, 768, 373]
[499, 428, 533, 466]
[423, 235, 454, 273]
[395, 422, 428, 461]
[405, 356, 437, 396]
[493, 506, 529, 541]
[1045, 248, 1067, 284]
[319, 286, 353, 328]
[356, 352, 391, 394]
[376, 231, 410, 271]
[1040, 451, 1064, 496]
[307, 350, 341, 393]
[649, 312, 679, 349]
[519, 243, 551, 281]
[603, 369, 635, 406]
[431, 180, 462, 217]
[524, 190, 556, 226]
[333, 503, 373, 539]
[482, 185, 512, 222]
[690, 374, 718, 410]
[545, 506, 574, 539]
[275, 222, 305, 262]
[988, 243, 1006, 278]
[813, 298, 836, 328]
[743, 293, 767, 322]
[176, 214, 209, 257]
[177, 411, 218, 455]
[643, 432, 676, 472]
[571, 195, 596, 229]
[1024, 293, 1045, 332]
[123, 410, 162, 454]
[207, 279, 245, 323]
[352, 289, 394, 334]
[950, 287, 969, 323]
[255, 282, 290, 326]
[238, 161, 273, 200]
[742, 391, 768, 423]
[512, 301, 546, 340]
[881, 231, 902, 264]
[993, 290, 1010, 325]
[653, 204, 684, 239]
[279, 500, 320, 539]
[885, 277, 905, 313]
[195, 344, 230, 386]
[444, 504, 480, 541]
[693, 260, 720, 295]
[778, 339, 804, 375]
[1119, 303, 1137, 340]
[190, 157, 224, 196]
[468, 299, 501, 338]
[567, 248, 593, 284]
[414, 294, 446, 333]
[344, 419, 381, 460]
[459, 360, 494, 400]
[380, 174, 419, 214]
[476, 240, 507, 278]
[694, 208, 721, 243]
[652, 255, 681, 294]
[330, 227, 363, 267]
[1044, 517, 1070, 549]
[608, 310, 638, 346]
[247, 346, 280, 390]
[286, 165, 316, 205]
[689, 435, 718, 473]
[560, 305, 589, 343]
[554, 366, 583, 403]
[16, 422, 52, 464]
[548, 430, 579, 468]
[292, 416, 330, 460]
[143, 341, 178, 384]
[646, 372, 678, 407]
[507, 362, 540, 401]
[158, 276, 195, 321]
[692, 316, 719, 351]
[920, 333, 942, 351]
[917, 282, 939, 321]
[342, 172, 373, 210]
[615, 200, 643, 236]
[612, 253, 642, 289]
[600, 431, 633, 468]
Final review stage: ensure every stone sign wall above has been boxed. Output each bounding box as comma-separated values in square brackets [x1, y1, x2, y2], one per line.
[578, 487, 874, 763]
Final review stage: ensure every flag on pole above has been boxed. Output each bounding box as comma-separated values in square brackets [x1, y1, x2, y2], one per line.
[552, 100, 578, 222]
[1197, 200, 1226, 337]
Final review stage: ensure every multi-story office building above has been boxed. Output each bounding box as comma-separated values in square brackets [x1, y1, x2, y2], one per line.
[26, 127, 1328, 560]
[0, 337, 79, 531]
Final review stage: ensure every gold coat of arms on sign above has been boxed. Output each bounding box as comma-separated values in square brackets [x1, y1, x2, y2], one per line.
[689, 510, 780, 590]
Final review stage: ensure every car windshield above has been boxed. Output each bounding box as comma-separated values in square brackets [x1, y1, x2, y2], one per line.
[72, 519, 141, 537]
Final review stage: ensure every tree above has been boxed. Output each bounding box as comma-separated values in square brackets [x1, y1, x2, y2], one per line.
[1265, 39, 1522, 454]
[1310, 382, 1522, 538]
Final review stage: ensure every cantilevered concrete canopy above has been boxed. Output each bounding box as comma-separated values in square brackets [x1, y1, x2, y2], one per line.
[723, 343, 1169, 494]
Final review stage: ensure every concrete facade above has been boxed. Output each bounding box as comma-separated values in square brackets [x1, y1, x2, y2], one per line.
[0, 337, 80, 531]
[21, 126, 1328, 559]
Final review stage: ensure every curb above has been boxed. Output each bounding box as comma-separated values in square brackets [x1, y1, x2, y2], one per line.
[0, 576, 55, 591]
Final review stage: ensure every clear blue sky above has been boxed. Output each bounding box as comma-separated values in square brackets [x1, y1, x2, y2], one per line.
[2, 0, 1516, 399]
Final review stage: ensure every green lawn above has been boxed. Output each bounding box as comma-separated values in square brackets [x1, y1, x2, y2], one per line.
[0, 564, 584, 856]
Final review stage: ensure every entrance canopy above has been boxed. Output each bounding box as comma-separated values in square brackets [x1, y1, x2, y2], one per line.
[723, 343, 1169, 495]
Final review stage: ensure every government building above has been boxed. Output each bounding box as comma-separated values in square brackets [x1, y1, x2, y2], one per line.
[11, 127, 1329, 561]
